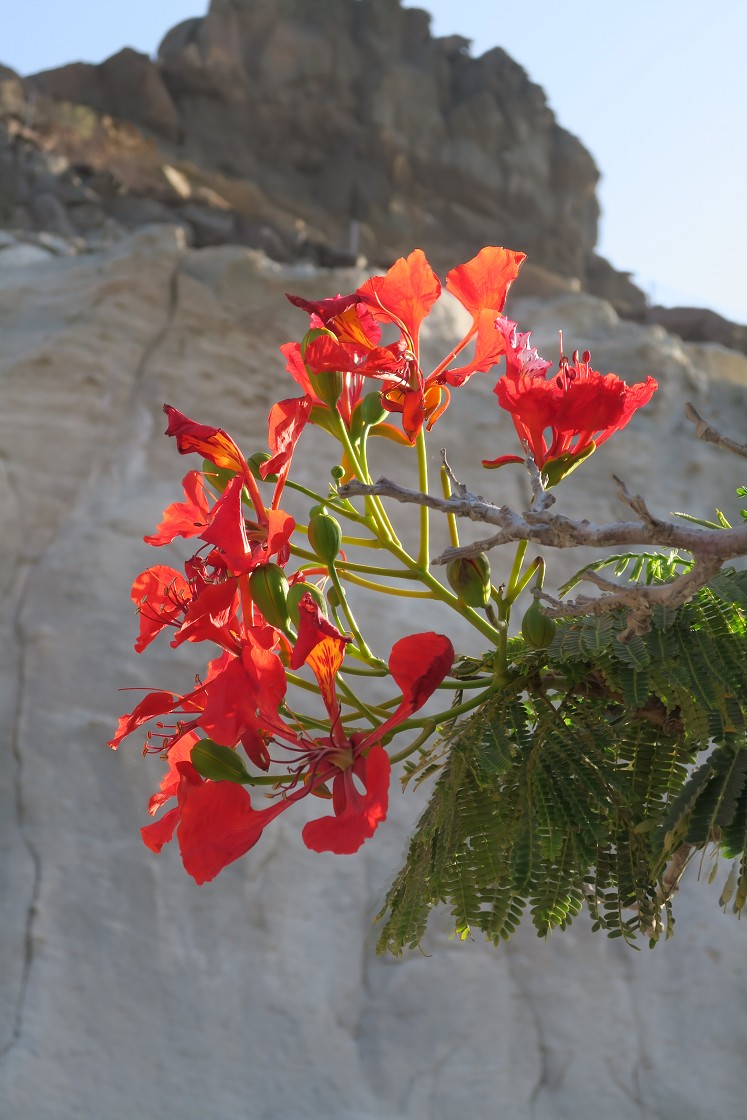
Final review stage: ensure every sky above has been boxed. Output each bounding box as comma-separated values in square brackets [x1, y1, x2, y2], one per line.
[2, 1, 745, 324]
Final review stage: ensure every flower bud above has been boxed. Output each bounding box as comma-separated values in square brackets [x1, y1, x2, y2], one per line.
[247, 451, 279, 483]
[287, 581, 327, 627]
[309, 368, 344, 409]
[359, 391, 388, 428]
[248, 563, 291, 632]
[191, 739, 251, 784]
[202, 459, 236, 494]
[521, 598, 556, 650]
[446, 553, 492, 608]
[301, 328, 343, 408]
[308, 511, 342, 566]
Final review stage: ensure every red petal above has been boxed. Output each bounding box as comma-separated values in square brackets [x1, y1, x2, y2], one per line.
[286, 291, 358, 320]
[108, 690, 178, 750]
[261, 396, 313, 501]
[144, 470, 211, 546]
[357, 250, 441, 341]
[482, 454, 525, 470]
[290, 592, 350, 671]
[280, 341, 316, 399]
[445, 246, 526, 318]
[176, 766, 280, 883]
[171, 579, 239, 649]
[302, 745, 391, 854]
[163, 405, 249, 475]
[595, 376, 658, 447]
[441, 309, 509, 387]
[200, 476, 252, 572]
[131, 565, 191, 653]
[141, 806, 179, 853]
[388, 632, 454, 716]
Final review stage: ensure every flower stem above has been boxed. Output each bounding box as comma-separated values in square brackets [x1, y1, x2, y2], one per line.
[440, 465, 460, 549]
[415, 427, 430, 569]
[338, 570, 435, 598]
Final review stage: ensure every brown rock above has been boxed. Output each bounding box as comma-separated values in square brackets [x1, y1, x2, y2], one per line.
[646, 305, 747, 357]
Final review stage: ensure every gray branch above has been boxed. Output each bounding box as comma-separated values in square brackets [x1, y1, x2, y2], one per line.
[685, 403, 747, 461]
[339, 450, 747, 630]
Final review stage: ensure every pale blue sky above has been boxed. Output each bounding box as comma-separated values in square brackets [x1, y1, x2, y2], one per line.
[3, 1, 745, 324]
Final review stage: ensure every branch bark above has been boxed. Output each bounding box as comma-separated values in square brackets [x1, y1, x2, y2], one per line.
[339, 406, 747, 631]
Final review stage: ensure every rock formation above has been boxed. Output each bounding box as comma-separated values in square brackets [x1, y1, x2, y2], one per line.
[4, 1, 745, 346]
[5, 0, 602, 283]
[1, 226, 747, 1118]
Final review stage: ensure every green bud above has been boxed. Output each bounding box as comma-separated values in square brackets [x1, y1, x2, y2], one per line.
[308, 512, 343, 566]
[202, 459, 236, 494]
[521, 598, 556, 650]
[330, 464, 345, 481]
[543, 442, 596, 488]
[247, 451, 279, 484]
[309, 368, 344, 409]
[191, 739, 251, 784]
[301, 328, 343, 408]
[359, 391, 388, 428]
[446, 553, 492, 609]
[327, 585, 342, 610]
[286, 581, 328, 627]
[248, 563, 291, 632]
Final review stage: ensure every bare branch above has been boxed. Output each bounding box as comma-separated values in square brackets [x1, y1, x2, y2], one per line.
[685, 403, 747, 461]
[338, 473, 747, 628]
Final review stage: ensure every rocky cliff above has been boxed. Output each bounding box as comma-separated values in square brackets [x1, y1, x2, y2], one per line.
[2, 0, 639, 303]
[1, 226, 747, 1119]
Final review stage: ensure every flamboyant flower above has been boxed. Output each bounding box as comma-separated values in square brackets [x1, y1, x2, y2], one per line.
[152, 406, 296, 574]
[144, 470, 211, 546]
[119, 603, 454, 880]
[283, 247, 526, 443]
[484, 319, 658, 483]
[280, 310, 409, 443]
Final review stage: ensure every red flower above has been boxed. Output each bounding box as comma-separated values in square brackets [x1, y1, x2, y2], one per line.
[445, 245, 526, 319]
[131, 565, 191, 653]
[141, 747, 286, 885]
[144, 470, 210, 546]
[484, 320, 658, 482]
[283, 247, 526, 444]
[260, 395, 313, 503]
[272, 620, 454, 854]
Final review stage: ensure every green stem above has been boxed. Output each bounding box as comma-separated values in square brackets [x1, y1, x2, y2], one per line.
[339, 570, 435, 598]
[328, 563, 376, 660]
[335, 419, 396, 542]
[440, 465, 460, 549]
[492, 621, 510, 686]
[505, 540, 528, 600]
[388, 686, 495, 744]
[335, 676, 387, 726]
[387, 720, 438, 765]
[415, 428, 430, 570]
[336, 561, 422, 578]
[285, 478, 362, 521]
[385, 538, 502, 645]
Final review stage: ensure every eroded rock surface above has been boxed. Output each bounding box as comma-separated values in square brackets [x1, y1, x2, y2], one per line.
[1, 227, 746, 1118]
[5, 0, 602, 282]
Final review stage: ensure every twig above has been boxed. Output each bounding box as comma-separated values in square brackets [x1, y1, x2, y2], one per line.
[338, 470, 747, 631]
[685, 403, 747, 461]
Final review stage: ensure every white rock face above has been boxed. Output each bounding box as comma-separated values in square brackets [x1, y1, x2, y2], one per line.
[1, 227, 746, 1120]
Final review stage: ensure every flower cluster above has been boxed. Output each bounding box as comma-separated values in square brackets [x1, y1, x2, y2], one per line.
[111, 245, 657, 883]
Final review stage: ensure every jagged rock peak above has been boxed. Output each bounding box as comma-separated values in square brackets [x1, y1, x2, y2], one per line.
[23, 0, 600, 279]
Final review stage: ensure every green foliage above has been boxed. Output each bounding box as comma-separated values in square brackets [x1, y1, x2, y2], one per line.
[377, 566, 747, 955]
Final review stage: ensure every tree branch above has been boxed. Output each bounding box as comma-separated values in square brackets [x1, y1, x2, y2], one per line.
[339, 464, 747, 631]
[685, 403, 747, 461]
